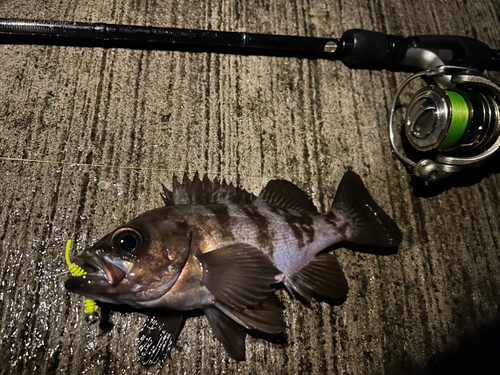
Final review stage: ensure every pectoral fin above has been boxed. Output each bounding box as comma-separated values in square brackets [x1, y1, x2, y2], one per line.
[284, 253, 348, 301]
[198, 244, 284, 334]
[204, 305, 246, 361]
[137, 314, 185, 366]
[197, 243, 280, 308]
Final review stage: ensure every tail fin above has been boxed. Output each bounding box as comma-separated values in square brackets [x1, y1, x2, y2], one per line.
[330, 171, 402, 247]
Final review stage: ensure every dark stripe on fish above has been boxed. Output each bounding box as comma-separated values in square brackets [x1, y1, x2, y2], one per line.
[239, 205, 274, 253]
[271, 207, 315, 248]
[325, 210, 349, 239]
[207, 205, 235, 241]
[285, 212, 315, 248]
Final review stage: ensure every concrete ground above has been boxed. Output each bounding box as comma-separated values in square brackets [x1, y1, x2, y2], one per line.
[1, 0, 500, 374]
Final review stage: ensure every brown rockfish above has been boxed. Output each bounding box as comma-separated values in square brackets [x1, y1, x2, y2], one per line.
[65, 171, 402, 365]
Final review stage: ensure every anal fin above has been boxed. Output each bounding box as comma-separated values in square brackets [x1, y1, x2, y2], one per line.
[215, 296, 285, 334]
[204, 305, 246, 361]
[137, 314, 185, 367]
[284, 253, 348, 301]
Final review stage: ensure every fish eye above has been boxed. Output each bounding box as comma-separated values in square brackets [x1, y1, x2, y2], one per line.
[112, 228, 143, 253]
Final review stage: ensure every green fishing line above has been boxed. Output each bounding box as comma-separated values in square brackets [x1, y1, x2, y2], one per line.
[440, 91, 470, 149]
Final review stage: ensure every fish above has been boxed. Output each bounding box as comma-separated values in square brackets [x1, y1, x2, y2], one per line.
[65, 171, 402, 365]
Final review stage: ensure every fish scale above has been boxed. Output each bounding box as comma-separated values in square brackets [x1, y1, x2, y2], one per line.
[65, 171, 402, 365]
[187, 202, 337, 275]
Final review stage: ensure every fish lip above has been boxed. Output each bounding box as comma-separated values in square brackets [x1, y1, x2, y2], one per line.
[65, 251, 127, 293]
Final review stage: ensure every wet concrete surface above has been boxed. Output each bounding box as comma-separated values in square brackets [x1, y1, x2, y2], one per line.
[1, 0, 500, 374]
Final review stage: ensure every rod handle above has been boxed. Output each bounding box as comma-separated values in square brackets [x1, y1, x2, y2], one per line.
[340, 29, 496, 71]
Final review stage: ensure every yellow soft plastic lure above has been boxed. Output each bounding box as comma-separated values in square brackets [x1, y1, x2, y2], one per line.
[65, 240, 99, 321]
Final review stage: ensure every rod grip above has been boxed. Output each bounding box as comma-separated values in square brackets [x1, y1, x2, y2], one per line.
[340, 29, 408, 68]
[340, 29, 495, 70]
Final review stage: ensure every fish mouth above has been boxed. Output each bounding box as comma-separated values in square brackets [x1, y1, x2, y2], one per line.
[65, 252, 133, 298]
[64, 251, 180, 304]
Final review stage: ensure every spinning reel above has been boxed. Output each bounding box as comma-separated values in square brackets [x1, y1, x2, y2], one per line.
[390, 66, 500, 181]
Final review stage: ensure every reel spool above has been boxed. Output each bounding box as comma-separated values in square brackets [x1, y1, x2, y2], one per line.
[390, 66, 500, 181]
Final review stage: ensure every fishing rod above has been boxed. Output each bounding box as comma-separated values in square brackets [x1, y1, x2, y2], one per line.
[1, 18, 500, 181]
[0, 18, 499, 70]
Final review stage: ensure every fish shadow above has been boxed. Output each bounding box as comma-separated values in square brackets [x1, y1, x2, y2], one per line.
[282, 284, 348, 307]
[98, 305, 113, 331]
[247, 329, 287, 345]
[96, 298, 287, 345]
[330, 241, 400, 256]
[96, 304, 201, 332]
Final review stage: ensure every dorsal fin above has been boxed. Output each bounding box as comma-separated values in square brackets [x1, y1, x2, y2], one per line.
[161, 173, 257, 206]
[256, 180, 317, 213]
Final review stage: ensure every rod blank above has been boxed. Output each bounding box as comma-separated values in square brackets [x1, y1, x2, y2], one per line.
[0, 18, 342, 59]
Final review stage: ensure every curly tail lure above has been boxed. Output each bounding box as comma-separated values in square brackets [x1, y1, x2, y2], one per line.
[65, 239, 100, 323]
